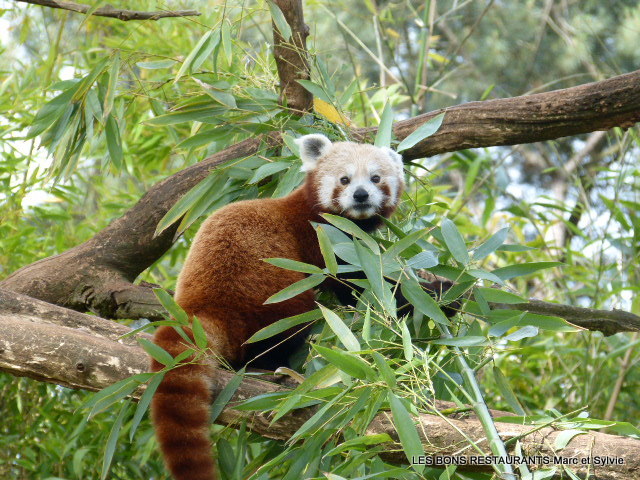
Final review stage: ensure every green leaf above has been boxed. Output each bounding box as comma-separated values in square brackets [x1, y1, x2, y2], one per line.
[138, 337, 175, 366]
[473, 227, 509, 261]
[175, 30, 220, 83]
[400, 276, 449, 325]
[492, 366, 525, 415]
[266, 0, 292, 41]
[440, 218, 469, 265]
[503, 325, 539, 342]
[371, 352, 396, 388]
[431, 336, 488, 347]
[248, 161, 290, 184]
[136, 59, 176, 69]
[154, 173, 220, 237]
[101, 401, 129, 480]
[129, 372, 165, 441]
[296, 79, 333, 103]
[388, 392, 425, 473]
[354, 240, 389, 308]
[27, 86, 80, 139]
[322, 214, 380, 254]
[210, 368, 245, 422]
[246, 309, 322, 343]
[264, 274, 325, 304]
[555, 429, 587, 450]
[383, 228, 430, 260]
[105, 114, 123, 169]
[400, 320, 414, 361]
[396, 112, 445, 152]
[319, 304, 360, 351]
[264, 257, 324, 275]
[475, 287, 525, 304]
[467, 268, 505, 285]
[102, 52, 120, 120]
[312, 344, 374, 380]
[326, 433, 393, 456]
[192, 316, 208, 349]
[492, 262, 563, 281]
[374, 101, 394, 148]
[407, 251, 439, 269]
[153, 288, 188, 323]
[221, 20, 233, 63]
[316, 226, 338, 275]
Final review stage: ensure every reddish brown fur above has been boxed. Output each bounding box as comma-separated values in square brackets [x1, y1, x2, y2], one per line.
[151, 144, 404, 480]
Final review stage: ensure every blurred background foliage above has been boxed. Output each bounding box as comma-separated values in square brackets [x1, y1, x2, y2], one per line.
[0, 0, 639, 478]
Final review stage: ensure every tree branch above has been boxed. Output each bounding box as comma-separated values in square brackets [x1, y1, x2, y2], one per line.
[14, 0, 200, 21]
[507, 300, 640, 336]
[2, 71, 639, 321]
[354, 69, 640, 161]
[1, 289, 638, 480]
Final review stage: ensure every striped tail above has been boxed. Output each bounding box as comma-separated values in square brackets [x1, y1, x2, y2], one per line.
[151, 325, 218, 480]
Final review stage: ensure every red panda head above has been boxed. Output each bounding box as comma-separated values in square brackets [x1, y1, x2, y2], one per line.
[295, 134, 405, 222]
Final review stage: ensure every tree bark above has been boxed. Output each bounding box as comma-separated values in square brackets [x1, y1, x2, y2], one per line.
[272, 0, 313, 113]
[1, 289, 637, 480]
[14, 0, 200, 21]
[2, 71, 639, 322]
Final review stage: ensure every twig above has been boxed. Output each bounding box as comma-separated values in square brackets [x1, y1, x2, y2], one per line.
[14, 0, 200, 21]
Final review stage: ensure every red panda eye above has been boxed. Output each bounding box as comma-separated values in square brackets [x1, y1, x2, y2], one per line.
[371, 175, 381, 183]
[340, 176, 350, 185]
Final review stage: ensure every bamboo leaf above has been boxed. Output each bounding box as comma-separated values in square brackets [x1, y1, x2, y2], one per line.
[374, 101, 394, 148]
[440, 218, 469, 265]
[319, 304, 360, 352]
[129, 372, 164, 441]
[264, 257, 324, 275]
[316, 226, 339, 275]
[264, 274, 325, 304]
[246, 309, 322, 343]
[101, 401, 129, 480]
[492, 262, 563, 281]
[312, 344, 374, 380]
[388, 392, 425, 473]
[266, 0, 292, 41]
[322, 214, 380, 254]
[473, 227, 509, 261]
[296, 79, 333, 103]
[492, 366, 525, 415]
[138, 338, 175, 366]
[400, 276, 449, 325]
[396, 113, 444, 152]
[210, 368, 245, 422]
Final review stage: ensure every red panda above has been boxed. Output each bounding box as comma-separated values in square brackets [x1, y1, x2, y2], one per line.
[150, 134, 422, 480]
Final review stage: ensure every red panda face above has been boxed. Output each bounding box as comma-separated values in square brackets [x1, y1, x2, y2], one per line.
[295, 134, 405, 220]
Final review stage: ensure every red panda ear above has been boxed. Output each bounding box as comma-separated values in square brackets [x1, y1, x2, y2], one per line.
[380, 147, 404, 176]
[295, 134, 332, 172]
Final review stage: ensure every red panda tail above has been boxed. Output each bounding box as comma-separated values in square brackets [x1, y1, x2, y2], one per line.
[150, 325, 218, 480]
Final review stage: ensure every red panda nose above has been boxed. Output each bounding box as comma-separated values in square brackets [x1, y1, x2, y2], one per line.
[353, 188, 369, 203]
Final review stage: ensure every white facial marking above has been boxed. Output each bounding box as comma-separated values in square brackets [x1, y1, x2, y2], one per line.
[318, 175, 337, 209]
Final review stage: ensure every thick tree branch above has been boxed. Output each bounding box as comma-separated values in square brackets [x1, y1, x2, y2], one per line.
[354, 69, 640, 161]
[507, 300, 640, 336]
[1, 290, 638, 480]
[272, 0, 313, 112]
[14, 0, 200, 21]
[2, 71, 639, 322]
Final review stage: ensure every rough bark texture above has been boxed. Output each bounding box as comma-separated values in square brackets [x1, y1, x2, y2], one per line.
[0, 136, 274, 320]
[272, 0, 313, 112]
[2, 71, 640, 322]
[1, 289, 637, 480]
[353, 69, 640, 160]
[15, 0, 200, 21]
